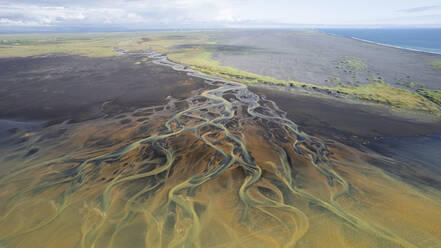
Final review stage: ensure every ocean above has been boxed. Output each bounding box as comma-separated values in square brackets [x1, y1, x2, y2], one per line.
[318, 28, 441, 54]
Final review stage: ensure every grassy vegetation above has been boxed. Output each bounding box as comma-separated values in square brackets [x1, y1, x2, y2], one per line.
[416, 89, 441, 105]
[335, 80, 440, 113]
[0, 33, 150, 57]
[432, 60, 441, 70]
[170, 50, 292, 85]
[143, 33, 291, 85]
[344, 59, 366, 70]
[397, 81, 425, 89]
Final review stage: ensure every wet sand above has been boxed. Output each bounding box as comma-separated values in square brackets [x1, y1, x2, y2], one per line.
[250, 86, 441, 191]
[366, 134, 441, 190]
[0, 52, 440, 248]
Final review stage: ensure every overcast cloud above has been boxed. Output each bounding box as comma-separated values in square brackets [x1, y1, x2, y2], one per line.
[400, 5, 441, 13]
[1, 0, 441, 30]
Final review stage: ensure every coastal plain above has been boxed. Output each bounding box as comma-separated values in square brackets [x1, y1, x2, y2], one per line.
[0, 30, 440, 248]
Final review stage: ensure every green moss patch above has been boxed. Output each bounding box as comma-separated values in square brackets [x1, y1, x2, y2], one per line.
[344, 59, 366, 70]
[335, 80, 439, 113]
[417, 89, 441, 106]
[432, 60, 441, 70]
[0, 33, 152, 58]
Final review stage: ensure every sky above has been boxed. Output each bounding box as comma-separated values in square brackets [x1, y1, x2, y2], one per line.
[1, 0, 441, 30]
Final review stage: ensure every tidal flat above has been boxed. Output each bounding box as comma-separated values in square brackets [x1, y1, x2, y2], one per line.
[0, 31, 440, 248]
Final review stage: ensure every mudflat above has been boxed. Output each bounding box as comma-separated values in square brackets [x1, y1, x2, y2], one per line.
[250, 85, 441, 191]
[0, 53, 208, 123]
[250, 86, 441, 140]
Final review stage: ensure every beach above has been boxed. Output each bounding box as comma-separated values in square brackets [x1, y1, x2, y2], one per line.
[212, 30, 441, 90]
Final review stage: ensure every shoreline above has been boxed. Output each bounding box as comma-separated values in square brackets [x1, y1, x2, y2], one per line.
[350, 36, 441, 55]
[318, 30, 441, 55]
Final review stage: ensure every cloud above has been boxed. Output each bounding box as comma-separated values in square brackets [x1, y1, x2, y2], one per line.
[0, 0, 240, 27]
[1, 1, 441, 29]
[400, 5, 441, 13]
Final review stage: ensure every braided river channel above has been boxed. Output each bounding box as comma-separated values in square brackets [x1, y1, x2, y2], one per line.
[0, 51, 440, 248]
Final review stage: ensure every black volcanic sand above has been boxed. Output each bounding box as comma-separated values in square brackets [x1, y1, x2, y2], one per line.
[366, 134, 441, 190]
[0, 54, 209, 123]
[250, 86, 441, 189]
[212, 30, 441, 89]
[250, 86, 441, 140]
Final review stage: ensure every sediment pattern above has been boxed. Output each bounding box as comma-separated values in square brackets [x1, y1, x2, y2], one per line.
[0, 52, 440, 248]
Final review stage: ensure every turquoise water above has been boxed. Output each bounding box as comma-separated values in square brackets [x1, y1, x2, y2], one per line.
[318, 28, 441, 54]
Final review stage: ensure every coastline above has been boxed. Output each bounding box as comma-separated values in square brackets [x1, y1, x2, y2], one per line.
[350, 36, 441, 55]
[317, 29, 441, 55]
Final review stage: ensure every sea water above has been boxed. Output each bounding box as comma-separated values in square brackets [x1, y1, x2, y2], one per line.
[319, 28, 441, 54]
